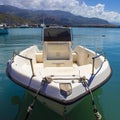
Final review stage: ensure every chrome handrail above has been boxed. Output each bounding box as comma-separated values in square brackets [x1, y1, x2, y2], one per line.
[13, 52, 35, 76]
[92, 52, 106, 75]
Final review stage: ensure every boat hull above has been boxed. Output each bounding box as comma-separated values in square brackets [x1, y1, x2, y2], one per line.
[30, 91, 85, 116]
[7, 61, 112, 116]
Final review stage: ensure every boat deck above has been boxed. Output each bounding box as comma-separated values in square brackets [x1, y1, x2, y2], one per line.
[33, 63, 93, 80]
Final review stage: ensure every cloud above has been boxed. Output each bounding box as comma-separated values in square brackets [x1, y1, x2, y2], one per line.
[0, 0, 120, 23]
[73, 3, 120, 23]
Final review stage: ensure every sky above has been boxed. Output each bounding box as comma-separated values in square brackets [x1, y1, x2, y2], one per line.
[0, 0, 120, 23]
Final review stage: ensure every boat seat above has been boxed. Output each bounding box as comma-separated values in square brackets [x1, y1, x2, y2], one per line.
[43, 42, 73, 67]
[35, 52, 43, 63]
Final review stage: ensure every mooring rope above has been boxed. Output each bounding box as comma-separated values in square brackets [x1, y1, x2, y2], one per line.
[24, 75, 102, 120]
[81, 77, 102, 120]
[24, 79, 46, 120]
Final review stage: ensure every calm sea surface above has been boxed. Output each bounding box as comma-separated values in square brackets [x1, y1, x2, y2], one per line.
[0, 27, 119, 120]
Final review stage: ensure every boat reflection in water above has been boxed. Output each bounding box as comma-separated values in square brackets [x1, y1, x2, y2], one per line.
[12, 88, 104, 120]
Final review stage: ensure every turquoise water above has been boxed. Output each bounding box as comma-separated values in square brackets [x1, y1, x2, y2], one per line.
[0, 27, 119, 120]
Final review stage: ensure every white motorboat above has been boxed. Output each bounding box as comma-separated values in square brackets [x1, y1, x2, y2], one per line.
[6, 26, 112, 116]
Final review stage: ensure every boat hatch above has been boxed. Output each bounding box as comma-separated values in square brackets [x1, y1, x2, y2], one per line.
[60, 83, 72, 98]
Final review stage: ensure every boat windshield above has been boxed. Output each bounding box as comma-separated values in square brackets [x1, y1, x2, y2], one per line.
[44, 27, 71, 41]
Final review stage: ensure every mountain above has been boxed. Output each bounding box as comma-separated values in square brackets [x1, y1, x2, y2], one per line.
[0, 5, 113, 27]
[0, 13, 32, 25]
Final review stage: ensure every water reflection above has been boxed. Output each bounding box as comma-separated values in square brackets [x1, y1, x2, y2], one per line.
[14, 88, 104, 120]
[14, 92, 62, 120]
[0, 34, 8, 44]
[68, 88, 105, 120]
[11, 96, 20, 105]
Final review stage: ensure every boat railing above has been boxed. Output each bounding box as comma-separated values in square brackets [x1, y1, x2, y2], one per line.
[92, 51, 106, 75]
[13, 51, 35, 76]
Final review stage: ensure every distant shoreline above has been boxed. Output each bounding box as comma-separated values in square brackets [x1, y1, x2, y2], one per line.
[72, 24, 120, 28]
[6, 23, 120, 28]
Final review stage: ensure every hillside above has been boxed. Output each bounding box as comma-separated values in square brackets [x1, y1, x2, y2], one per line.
[0, 13, 32, 25]
[0, 5, 114, 27]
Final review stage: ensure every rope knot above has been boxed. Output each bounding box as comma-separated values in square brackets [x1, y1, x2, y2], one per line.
[94, 110, 102, 120]
[43, 76, 52, 83]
